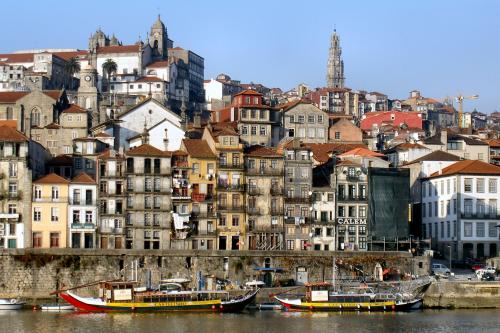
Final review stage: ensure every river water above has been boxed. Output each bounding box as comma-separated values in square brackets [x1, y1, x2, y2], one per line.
[1, 309, 499, 333]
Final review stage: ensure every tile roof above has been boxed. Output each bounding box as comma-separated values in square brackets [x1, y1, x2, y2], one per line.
[384, 142, 429, 153]
[53, 50, 88, 61]
[485, 139, 500, 148]
[338, 147, 383, 158]
[0, 52, 34, 63]
[449, 134, 488, 146]
[146, 60, 169, 68]
[71, 172, 96, 184]
[34, 172, 70, 184]
[97, 44, 140, 54]
[126, 144, 170, 157]
[336, 159, 362, 167]
[0, 125, 28, 142]
[45, 122, 61, 129]
[171, 150, 188, 156]
[244, 145, 281, 157]
[98, 149, 124, 160]
[429, 160, 500, 178]
[42, 90, 63, 100]
[95, 132, 111, 137]
[0, 120, 17, 128]
[62, 104, 87, 113]
[233, 89, 262, 97]
[182, 139, 216, 159]
[405, 150, 462, 165]
[135, 76, 164, 83]
[0, 91, 30, 103]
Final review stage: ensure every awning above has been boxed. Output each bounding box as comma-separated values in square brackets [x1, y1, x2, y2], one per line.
[253, 267, 284, 272]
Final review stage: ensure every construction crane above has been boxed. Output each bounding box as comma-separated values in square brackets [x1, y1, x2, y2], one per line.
[456, 94, 479, 128]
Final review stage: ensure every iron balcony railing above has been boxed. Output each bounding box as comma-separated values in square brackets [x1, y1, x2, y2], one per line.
[217, 162, 244, 170]
[284, 195, 312, 204]
[337, 195, 367, 202]
[246, 168, 284, 176]
[461, 212, 500, 219]
[216, 183, 245, 192]
[247, 207, 261, 215]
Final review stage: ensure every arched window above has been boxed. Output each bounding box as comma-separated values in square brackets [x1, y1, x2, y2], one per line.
[31, 107, 41, 127]
[6, 106, 13, 120]
[85, 97, 92, 109]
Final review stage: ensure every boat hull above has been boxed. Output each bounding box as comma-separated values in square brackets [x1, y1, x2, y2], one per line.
[0, 303, 25, 310]
[275, 297, 422, 312]
[59, 289, 258, 313]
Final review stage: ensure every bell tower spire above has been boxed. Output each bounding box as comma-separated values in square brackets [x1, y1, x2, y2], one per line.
[326, 29, 345, 88]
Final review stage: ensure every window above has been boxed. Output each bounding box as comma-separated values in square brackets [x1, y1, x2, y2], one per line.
[250, 109, 256, 118]
[8, 182, 17, 197]
[251, 126, 257, 135]
[476, 222, 485, 237]
[453, 199, 457, 214]
[464, 199, 473, 216]
[440, 180, 444, 195]
[478, 153, 484, 161]
[335, 132, 340, 140]
[464, 178, 472, 192]
[489, 200, 497, 217]
[51, 207, 59, 222]
[464, 222, 473, 237]
[428, 202, 432, 217]
[317, 115, 323, 123]
[447, 221, 450, 238]
[348, 206, 356, 217]
[422, 204, 426, 218]
[286, 240, 295, 250]
[73, 210, 80, 223]
[51, 186, 59, 200]
[219, 215, 226, 226]
[50, 232, 60, 248]
[308, 128, 315, 138]
[9, 162, 17, 177]
[232, 216, 239, 227]
[489, 222, 497, 237]
[446, 200, 450, 215]
[477, 199, 485, 216]
[75, 158, 82, 169]
[317, 128, 325, 138]
[241, 109, 247, 118]
[440, 221, 444, 238]
[422, 224, 427, 238]
[259, 110, 265, 119]
[85, 211, 93, 224]
[259, 126, 266, 135]
[289, 115, 294, 123]
[446, 179, 450, 194]
[489, 179, 497, 193]
[33, 207, 41, 222]
[241, 126, 248, 135]
[338, 206, 345, 217]
[192, 163, 200, 174]
[476, 178, 485, 193]
[434, 201, 438, 216]
[308, 115, 315, 123]
[33, 232, 42, 248]
[154, 178, 161, 192]
[67, 115, 73, 122]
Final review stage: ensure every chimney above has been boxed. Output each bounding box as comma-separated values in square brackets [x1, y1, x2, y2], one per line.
[113, 121, 120, 151]
[440, 130, 447, 146]
[163, 128, 169, 150]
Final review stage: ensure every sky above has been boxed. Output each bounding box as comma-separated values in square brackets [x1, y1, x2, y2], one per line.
[2, 0, 500, 113]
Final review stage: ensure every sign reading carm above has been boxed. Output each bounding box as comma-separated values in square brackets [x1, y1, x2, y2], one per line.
[337, 218, 367, 225]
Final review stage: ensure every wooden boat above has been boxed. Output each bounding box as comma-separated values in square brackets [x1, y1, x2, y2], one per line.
[40, 303, 75, 311]
[0, 299, 25, 310]
[274, 282, 422, 312]
[57, 281, 258, 313]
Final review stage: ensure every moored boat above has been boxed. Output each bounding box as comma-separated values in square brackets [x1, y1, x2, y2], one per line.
[56, 281, 258, 313]
[0, 299, 25, 310]
[40, 303, 75, 311]
[274, 282, 422, 312]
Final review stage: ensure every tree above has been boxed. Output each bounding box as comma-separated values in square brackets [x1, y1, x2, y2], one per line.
[102, 58, 118, 92]
[64, 57, 80, 90]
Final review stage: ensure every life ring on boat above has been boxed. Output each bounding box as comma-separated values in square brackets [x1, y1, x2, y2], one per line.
[10, 299, 17, 304]
[357, 304, 360, 309]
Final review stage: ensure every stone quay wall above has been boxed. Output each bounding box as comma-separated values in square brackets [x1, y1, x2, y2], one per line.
[423, 281, 500, 308]
[0, 249, 427, 299]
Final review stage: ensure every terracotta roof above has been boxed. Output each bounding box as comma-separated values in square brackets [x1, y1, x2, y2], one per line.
[43, 90, 63, 100]
[98, 149, 124, 159]
[0, 91, 29, 103]
[48, 154, 72, 166]
[339, 147, 385, 158]
[244, 145, 281, 157]
[135, 76, 164, 83]
[53, 50, 88, 61]
[485, 139, 500, 148]
[337, 159, 362, 167]
[0, 52, 34, 63]
[0, 126, 28, 142]
[34, 172, 70, 184]
[97, 44, 140, 54]
[147, 61, 169, 68]
[0, 120, 17, 128]
[171, 150, 187, 156]
[233, 89, 262, 97]
[62, 104, 87, 113]
[384, 142, 429, 153]
[182, 139, 216, 159]
[405, 150, 462, 165]
[429, 160, 500, 178]
[126, 144, 170, 157]
[71, 172, 95, 184]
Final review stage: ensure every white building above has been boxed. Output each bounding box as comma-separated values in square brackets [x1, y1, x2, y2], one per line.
[421, 160, 500, 260]
[311, 187, 336, 251]
[68, 173, 98, 248]
[384, 143, 431, 167]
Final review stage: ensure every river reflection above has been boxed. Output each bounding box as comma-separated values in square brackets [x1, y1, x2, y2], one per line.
[2, 309, 499, 333]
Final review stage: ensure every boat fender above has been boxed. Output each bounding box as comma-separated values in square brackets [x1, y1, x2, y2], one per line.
[368, 305, 370, 310]
[383, 305, 386, 310]
[357, 304, 360, 309]
[339, 305, 342, 309]
[11, 299, 17, 304]
[220, 305, 223, 310]
[131, 307, 135, 311]
[212, 305, 216, 310]
[309, 306, 313, 310]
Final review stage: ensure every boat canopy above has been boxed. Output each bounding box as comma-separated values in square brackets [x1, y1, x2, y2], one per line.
[253, 267, 284, 272]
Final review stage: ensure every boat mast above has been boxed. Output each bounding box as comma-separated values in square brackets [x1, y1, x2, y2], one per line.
[332, 256, 336, 292]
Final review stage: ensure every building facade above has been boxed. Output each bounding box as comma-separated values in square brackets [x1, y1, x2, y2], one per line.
[68, 173, 98, 248]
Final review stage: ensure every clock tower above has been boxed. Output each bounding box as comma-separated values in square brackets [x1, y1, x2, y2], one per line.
[77, 62, 100, 126]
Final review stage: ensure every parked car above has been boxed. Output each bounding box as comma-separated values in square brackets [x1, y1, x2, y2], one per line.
[431, 263, 451, 276]
[481, 272, 496, 281]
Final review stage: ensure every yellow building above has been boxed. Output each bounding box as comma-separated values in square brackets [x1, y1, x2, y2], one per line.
[181, 138, 217, 250]
[32, 173, 69, 248]
[203, 124, 246, 250]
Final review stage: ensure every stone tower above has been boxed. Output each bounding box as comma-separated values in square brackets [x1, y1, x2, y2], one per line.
[326, 29, 345, 88]
[77, 61, 99, 126]
[149, 15, 168, 60]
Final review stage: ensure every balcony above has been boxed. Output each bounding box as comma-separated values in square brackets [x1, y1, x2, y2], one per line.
[247, 207, 261, 215]
[70, 199, 96, 206]
[172, 190, 191, 201]
[247, 187, 262, 196]
[313, 219, 335, 224]
[191, 211, 218, 219]
[337, 195, 367, 202]
[192, 229, 217, 236]
[172, 160, 189, 168]
[461, 212, 500, 220]
[284, 195, 312, 204]
[71, 223, 97, 230]
[217, 183, 245, 192]
[270, 187, 284, 196]
[285, 216, 313, 224]
[270, 207, 284, 215]
[217, 162, 244, 170]
[247, 225, 284, 233]
[99, 226, 124, 234]
[217, 204, 245, 213]
[0, 191, 23, 201]
[246, 168, 283, 176]
[191, 193, 214, 202]
[33, 196, 69, 203]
